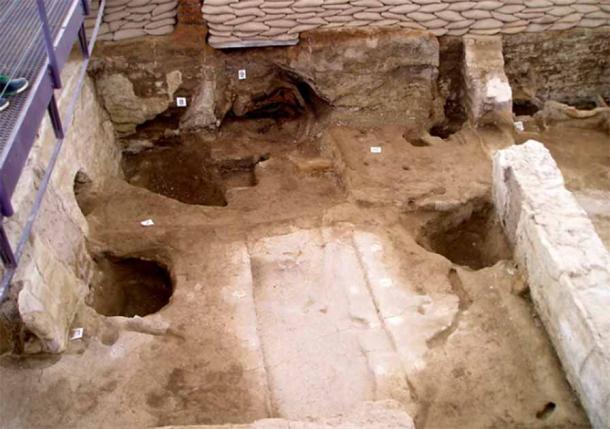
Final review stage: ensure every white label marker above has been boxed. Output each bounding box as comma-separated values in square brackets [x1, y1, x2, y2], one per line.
[238, 69, 247, 80]
[70, 328, 84, 340]
[370, 146, 382, 154]
[176, 97, 187, 107]
[140, 219, 155, 227]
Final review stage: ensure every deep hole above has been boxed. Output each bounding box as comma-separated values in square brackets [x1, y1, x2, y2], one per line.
[536, 402, 556, 420]
[513, 99, 540, 116]
[417, 202, 512, 270]
[73, 170, 95, 216]
[87, 254, 173, 318]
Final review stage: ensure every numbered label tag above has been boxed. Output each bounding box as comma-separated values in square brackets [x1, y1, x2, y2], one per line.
[238, 69, 247, 80]
[70, 328, 84, 340]
[370, 146, 382, 154]
[176, 97, 187, 107]
[514, 121, 524, 131]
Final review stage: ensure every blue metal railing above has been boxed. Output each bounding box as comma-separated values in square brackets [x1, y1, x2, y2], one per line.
[0, 0, 106, 301]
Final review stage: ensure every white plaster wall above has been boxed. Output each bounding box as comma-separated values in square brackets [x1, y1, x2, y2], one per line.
[493, 140, 610, 429]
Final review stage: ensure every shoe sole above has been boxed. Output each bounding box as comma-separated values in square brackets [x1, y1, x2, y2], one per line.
[0, 101, 9, 112]
[2, 80, 29, 97]
[14, 80, 28, 95]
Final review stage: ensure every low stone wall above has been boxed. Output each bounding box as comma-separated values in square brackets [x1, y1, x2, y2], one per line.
[0, 61, 120, 353]
[87, 0, 178, 42]
[201, 0, 610, 48]
[493, 140, 610, 429]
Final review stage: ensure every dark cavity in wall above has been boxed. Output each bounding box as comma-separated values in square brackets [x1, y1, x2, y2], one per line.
[229, 69, 330, 123]
[435, 36, 468, 138]
[87, 254, 173, 318]
[512, 99, 540, 117]
[74, 170, 95, 216]
[417, 201, 512, 270]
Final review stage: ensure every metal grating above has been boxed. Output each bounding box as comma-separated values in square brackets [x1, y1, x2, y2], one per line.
[0, 0, 75, 153]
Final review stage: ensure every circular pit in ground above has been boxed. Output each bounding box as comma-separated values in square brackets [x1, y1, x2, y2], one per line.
[87, 255, 173, 317]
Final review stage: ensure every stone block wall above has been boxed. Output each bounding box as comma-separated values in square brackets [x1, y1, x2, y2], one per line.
[201, 0, 610, 48]
[1, 60, 120, 353]
[493, 140, 610, 429]
[87, 0, 179, 42]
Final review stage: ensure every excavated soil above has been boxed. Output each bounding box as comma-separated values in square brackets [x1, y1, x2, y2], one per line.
[0, 108, 592, 428]
[0, 28, 603, 429]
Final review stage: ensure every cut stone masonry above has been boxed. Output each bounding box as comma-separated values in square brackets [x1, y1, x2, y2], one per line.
[493, 140, 610, 429]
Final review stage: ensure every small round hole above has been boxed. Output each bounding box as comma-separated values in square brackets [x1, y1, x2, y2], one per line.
[536, 402, 556, 420]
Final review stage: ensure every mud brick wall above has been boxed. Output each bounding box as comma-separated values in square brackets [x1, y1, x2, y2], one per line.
[201, 0, 610, 48]
[179, 0, 205, 23]
[86, 0, 179, 42]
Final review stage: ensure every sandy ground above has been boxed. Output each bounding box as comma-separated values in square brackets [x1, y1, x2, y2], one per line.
[0, 111, 596, 428]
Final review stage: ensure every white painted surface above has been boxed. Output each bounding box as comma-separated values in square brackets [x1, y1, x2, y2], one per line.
[493, 140, 610, 429]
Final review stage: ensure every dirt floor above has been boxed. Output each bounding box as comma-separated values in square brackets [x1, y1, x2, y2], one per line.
[517, 124, 610, 249]
[0, 86, 599, 429]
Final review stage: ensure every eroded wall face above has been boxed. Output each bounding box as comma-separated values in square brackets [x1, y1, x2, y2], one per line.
[503, 29, 610, 105]
[201, 0, 610, 48]
[1, 63, 121, 353]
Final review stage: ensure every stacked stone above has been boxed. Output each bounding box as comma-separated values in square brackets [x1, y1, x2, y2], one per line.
[86, 0, 178, 42]
[202, 0, 610, 48]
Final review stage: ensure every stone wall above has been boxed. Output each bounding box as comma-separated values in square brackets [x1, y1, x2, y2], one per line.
[87, 0, 179, 42]
[201, 0, 610, 48]
[493, 140, 610, 429]
[0, 60, 121, 353]
[503, 29, 610, 106]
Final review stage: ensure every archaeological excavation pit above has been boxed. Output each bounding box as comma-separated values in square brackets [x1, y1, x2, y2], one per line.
[417, 202, 512, 270]
[0, 3, 608, 429]
[87, 255, 173, 318]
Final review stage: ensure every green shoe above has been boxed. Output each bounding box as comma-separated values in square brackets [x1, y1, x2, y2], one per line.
[0, 75, 28, 97]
